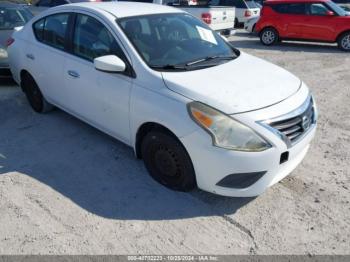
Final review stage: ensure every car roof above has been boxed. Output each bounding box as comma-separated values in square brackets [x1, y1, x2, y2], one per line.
[265, 0, 329, 4]
[60, 2, 184, 18]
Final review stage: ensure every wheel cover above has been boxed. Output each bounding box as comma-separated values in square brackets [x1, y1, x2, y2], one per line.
[262, 30, 275, 44]
[341, 34, 350, 50]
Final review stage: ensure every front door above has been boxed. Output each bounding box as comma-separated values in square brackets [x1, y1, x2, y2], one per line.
[301, 3, 337, 41]
[63, 13, 133, 144]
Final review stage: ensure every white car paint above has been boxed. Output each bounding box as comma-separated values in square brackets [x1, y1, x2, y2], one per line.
[235, 6, 260, 24]
[244, 16, 259, 33]
[8, 2, 317, 197]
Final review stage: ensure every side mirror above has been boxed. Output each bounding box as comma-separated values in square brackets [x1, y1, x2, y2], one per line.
[94, 55, 126, 73]
[326, 10, 335, 16]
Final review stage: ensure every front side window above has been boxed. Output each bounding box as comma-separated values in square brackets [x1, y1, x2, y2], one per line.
[73, 14, 124, 61]
[0, 7, 33, 30]
[119, 13, 237, 71]
[308, 3, 331, 15]
[33, 13, 69, 50]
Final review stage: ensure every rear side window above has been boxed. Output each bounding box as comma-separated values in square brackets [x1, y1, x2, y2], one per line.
[33, 13, 69, 50]
[270, 3, 307, 15]
[33, 19, 44, 41]
[72, 14, 125, 61]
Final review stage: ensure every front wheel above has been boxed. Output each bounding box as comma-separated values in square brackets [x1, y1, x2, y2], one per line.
[338, 32, 350, 51]
[260, 27, 279, 46]
[141, 131, 196, 192]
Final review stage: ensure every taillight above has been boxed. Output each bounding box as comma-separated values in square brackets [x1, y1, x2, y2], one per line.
[191, 0, 198, 5]
[244, 10, 252, 17]
[6, 37, 15, 47]
[201, 13, 212, 24]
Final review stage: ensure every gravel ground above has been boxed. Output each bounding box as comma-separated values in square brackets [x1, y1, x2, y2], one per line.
[0, 30, 349, 255]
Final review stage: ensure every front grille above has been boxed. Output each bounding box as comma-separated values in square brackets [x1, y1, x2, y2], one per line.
[264, 96, 316, 146]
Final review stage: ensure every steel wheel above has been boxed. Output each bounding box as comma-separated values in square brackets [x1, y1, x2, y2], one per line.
[141, 130, 196, 192]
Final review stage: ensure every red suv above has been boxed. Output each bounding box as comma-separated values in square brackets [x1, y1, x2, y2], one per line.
[255, 0, 350, 51]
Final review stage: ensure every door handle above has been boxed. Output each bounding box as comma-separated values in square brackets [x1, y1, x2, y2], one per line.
[68, 70, 80, 78]
[26, 54, 35, 60]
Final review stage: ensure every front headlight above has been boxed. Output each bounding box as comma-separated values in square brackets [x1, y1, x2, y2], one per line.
[188, 101, 271, 152]
[0, 48, 8, 59]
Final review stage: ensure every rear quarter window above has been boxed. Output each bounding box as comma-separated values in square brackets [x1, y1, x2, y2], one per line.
[32, 13, 69, 50]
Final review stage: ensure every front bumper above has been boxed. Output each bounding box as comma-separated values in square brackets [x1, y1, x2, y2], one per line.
[180, 85, 317, 197]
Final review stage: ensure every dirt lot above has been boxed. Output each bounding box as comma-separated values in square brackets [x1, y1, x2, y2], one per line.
[0, 30, 349, 255]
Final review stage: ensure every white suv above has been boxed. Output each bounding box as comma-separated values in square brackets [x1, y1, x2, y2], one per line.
[8, 2, 317, 197]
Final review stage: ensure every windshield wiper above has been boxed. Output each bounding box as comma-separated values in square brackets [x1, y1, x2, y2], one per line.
[186, 55, 236, 66]
[150, 64, 188, 70]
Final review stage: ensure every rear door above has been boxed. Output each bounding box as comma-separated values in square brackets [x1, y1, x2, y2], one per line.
[301, 2, 337, 41]
[270, 3, 307, 38]
[29, 13, 71, 106]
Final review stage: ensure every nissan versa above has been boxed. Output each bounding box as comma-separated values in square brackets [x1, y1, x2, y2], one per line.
[8, 2, 317, 197]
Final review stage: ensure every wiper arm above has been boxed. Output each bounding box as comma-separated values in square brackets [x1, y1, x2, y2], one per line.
[186, 55, 236, 66]
[150, 64, 188, 70]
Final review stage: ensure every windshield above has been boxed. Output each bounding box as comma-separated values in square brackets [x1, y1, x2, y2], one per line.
[118, 13, 238, 71]
[327, 0, 348, 15]
[0, 7, 33, 30]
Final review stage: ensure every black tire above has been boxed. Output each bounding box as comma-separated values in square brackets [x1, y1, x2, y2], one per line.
[260, 27, 279, 46]
[234, 18, 239, 28]
[21, 73, 54, 113]
[141, 130, 196, 192]
[337, 31, 350, 51]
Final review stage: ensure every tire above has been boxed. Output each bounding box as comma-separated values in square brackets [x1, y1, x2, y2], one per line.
[141, 130, 196, 192]
[21, 73, 54, 113]
[234, 18, 239, 28]
[338, 32, 350, 51]
[260, 27, 279, 46]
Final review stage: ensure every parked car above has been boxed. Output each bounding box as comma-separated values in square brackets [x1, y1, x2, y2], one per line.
[333, 0, 350, 9]
[114, 0, 236, 35]
[244, 15, 259, 32]
[8, 2, 317, 197]
[29, 0, 103, 15]
[256, 0, 350, 51]
[0, 1, 33, 78]
[209, 0, 261, 27]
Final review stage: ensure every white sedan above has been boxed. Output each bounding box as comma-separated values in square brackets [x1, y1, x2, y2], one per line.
[8, 2, 317, 197]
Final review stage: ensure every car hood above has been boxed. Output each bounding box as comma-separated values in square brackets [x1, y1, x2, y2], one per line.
[161, 52, 301, 114]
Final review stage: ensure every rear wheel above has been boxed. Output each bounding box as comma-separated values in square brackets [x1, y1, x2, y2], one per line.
[141, 130, 196, 192]
[260, 27, 279, 46]
[338, 32, 350, 51]
[21, 73, 54, 113]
